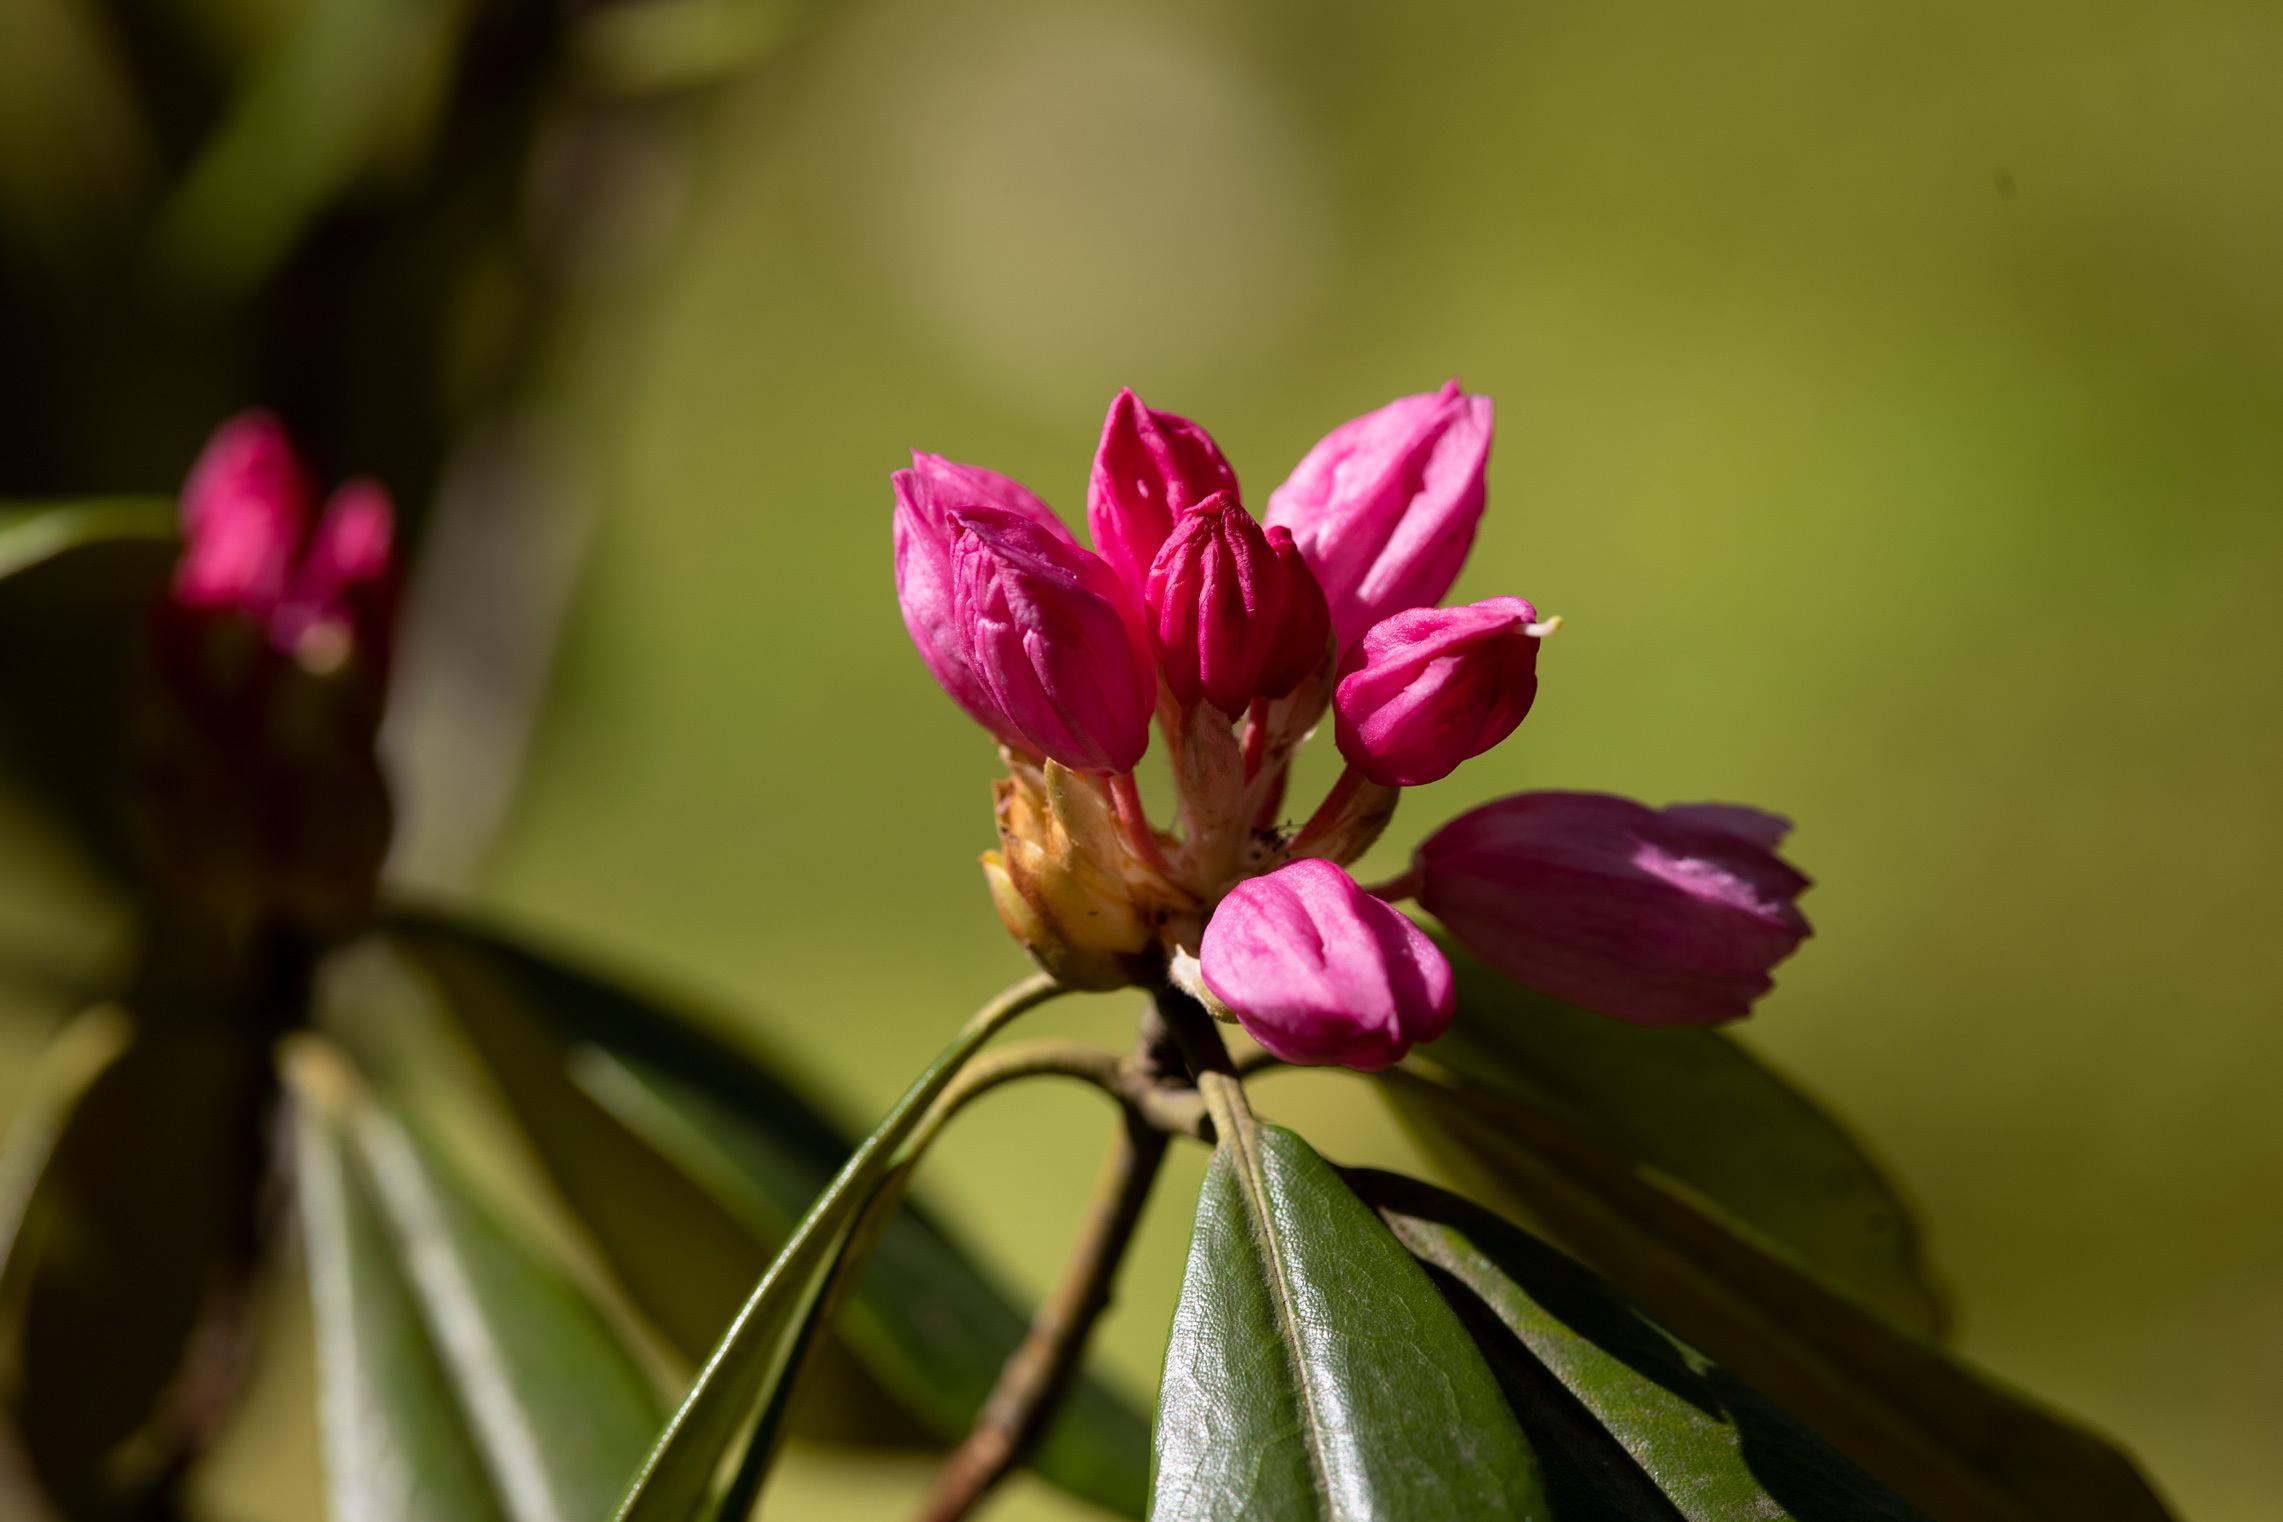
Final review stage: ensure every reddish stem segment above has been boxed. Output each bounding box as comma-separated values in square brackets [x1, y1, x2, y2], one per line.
[1108, 770, 1177, 880]
[1289, 762, 1365, 856]
[1241, 697, 1271, 781]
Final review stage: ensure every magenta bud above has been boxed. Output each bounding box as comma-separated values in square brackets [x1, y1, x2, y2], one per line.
[1087, 388, 1240, 610]
[949, 506, 1156, 775]
[1415, 791, 1812, 1026]
[270, 479, 397, 678]
[1200, 858, 1455, 1071]
[1264, 380, 1493, 651]
[176, 410, 309, 614]
[892, 452, 1077, 743]
[1332, 597, 1542, 787]
[1143, 492, 1331, 714]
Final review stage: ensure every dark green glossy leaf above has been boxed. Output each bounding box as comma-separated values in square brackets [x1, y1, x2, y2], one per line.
[1152, 1105, 1547, 1521]
[392, 913, 1150, 1514]
[0, 498, 176, 582]
[1351, 1168, 1925, 1522]
[576, 1048, 1151, 1516]
[292, 1046, 513, 1522]
[606, 977, 1058, 1522]
[1378, 1065, 2172, 1522]
[1419, 935, 1946, 1338]
[289, 1036, 666, 1522]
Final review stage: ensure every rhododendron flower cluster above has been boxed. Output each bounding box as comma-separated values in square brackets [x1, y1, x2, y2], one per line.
[134, 411, 399, 930]
[892, 383, 1811, 1070]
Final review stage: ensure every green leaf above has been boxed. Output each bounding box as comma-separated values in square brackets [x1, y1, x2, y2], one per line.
[392, 914, 1150, 1514]
[288, 1037, 666, 1522]
[1152, 1095, 1548, 1521]
[0, 1005, 132, 1291]
[1377, 1065, 2174, 1522]
[292, 1045, 516, 1522]
[575, 1048, 1151, 1516]
[1350, 1168, 1925, 1522]
[0, 498, 175, 583]
[1418, 934, 1947, 1338]
[603, 970, 1061, 1522]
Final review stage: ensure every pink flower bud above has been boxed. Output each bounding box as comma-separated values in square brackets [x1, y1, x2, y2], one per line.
[892, 452, 1076, 743]
[176, 410, 309, 614]
[1200, 858, 1455, 1071]
[1414, 792, 1812, 1026]
[1087, 389, 1240, 610]
[949, 506, 1155, 775]
[1142, 492, 1331, 714]
[271, 480, 397, 678]
[1332, 597, 1542, 787]
[1264, 380, 1493, 651]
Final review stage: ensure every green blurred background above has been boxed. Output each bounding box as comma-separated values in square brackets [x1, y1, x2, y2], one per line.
[8, 0, 2283, 1517]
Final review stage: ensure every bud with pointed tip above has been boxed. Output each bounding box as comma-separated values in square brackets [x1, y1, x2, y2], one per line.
[892, 453, 1076, 745]
[1200, 858, 1454, 1070]
[1143, 491, 1332, 715]
[1265, 380, 1493, 651]
[1413, 791, 1812, 1026]
[1333, 597, 1542, 787]
[949, 506, 1155, 775]
[1087, 389, 1240, 610]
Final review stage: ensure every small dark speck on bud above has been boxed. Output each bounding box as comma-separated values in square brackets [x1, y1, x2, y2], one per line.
[1993, 167, 2017, 198]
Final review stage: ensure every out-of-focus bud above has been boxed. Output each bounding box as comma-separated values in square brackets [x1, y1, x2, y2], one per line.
[175, 410, 306, 613]
[1143, 492, 1331, 715]
[1332, 597, 1543, 787]
[950, 506, 1155, 775]
[1199, 858, 1454, 1071]
[1413, 791, 1812, 1026]
[1087, 389, 1240, 611]
[137, 412, 399, 932]
[985, 762, 1157, 991]
[1264, 380, 1493, 652]
[892, 452, 1076, 745]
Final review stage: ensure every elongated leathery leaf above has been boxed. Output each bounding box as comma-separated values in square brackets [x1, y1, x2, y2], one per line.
[1421, 934, 1946, 1337]
[289, 1037, 664, 1522]
[574, 1049, 1151, 1515]
[0, 499, 174, 582]
[1152, 1083, 1546, 1522]
[292, 1047, 510, 1522]
[1379, 1066, 2173, 1522]
[395, 912, 1149, 1511]
[610, 972, 1064, 1522]
[1351, 1168, 1925, 1522]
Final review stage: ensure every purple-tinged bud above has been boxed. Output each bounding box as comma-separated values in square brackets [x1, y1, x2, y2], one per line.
[1087, 389, 1240, 610]
[176, 410, 308, 615]
[949, 506, 1155, 775]
[1143, 492, 1331, 715]
[892, 453, 1077, 744]
[1200, 858, 1454, 1071]
[1332, 597, 1543, 787]
[1264, 380, 1493, 652]
[1414, 791, 1812, 1026]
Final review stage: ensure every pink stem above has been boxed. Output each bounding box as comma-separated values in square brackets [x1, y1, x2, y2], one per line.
[1109, 771, 1176, 879]
[1241, 698, 1270, 782]
[1289, 764, 1365, 856]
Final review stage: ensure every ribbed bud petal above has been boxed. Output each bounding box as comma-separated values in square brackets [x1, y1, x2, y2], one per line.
[1143, 492, 1331, 714]
[1200, 858, 1454, 1071]
[1416, 791, 1812, 1026]
[950, 506, 1155, 775]
[176, 410, 308, 614]
[1265, 380, 1493, 651]
[1087, 388, 1239, 610]
[1333, 597, 1542, 787]
[893, 454, 1077, 743]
